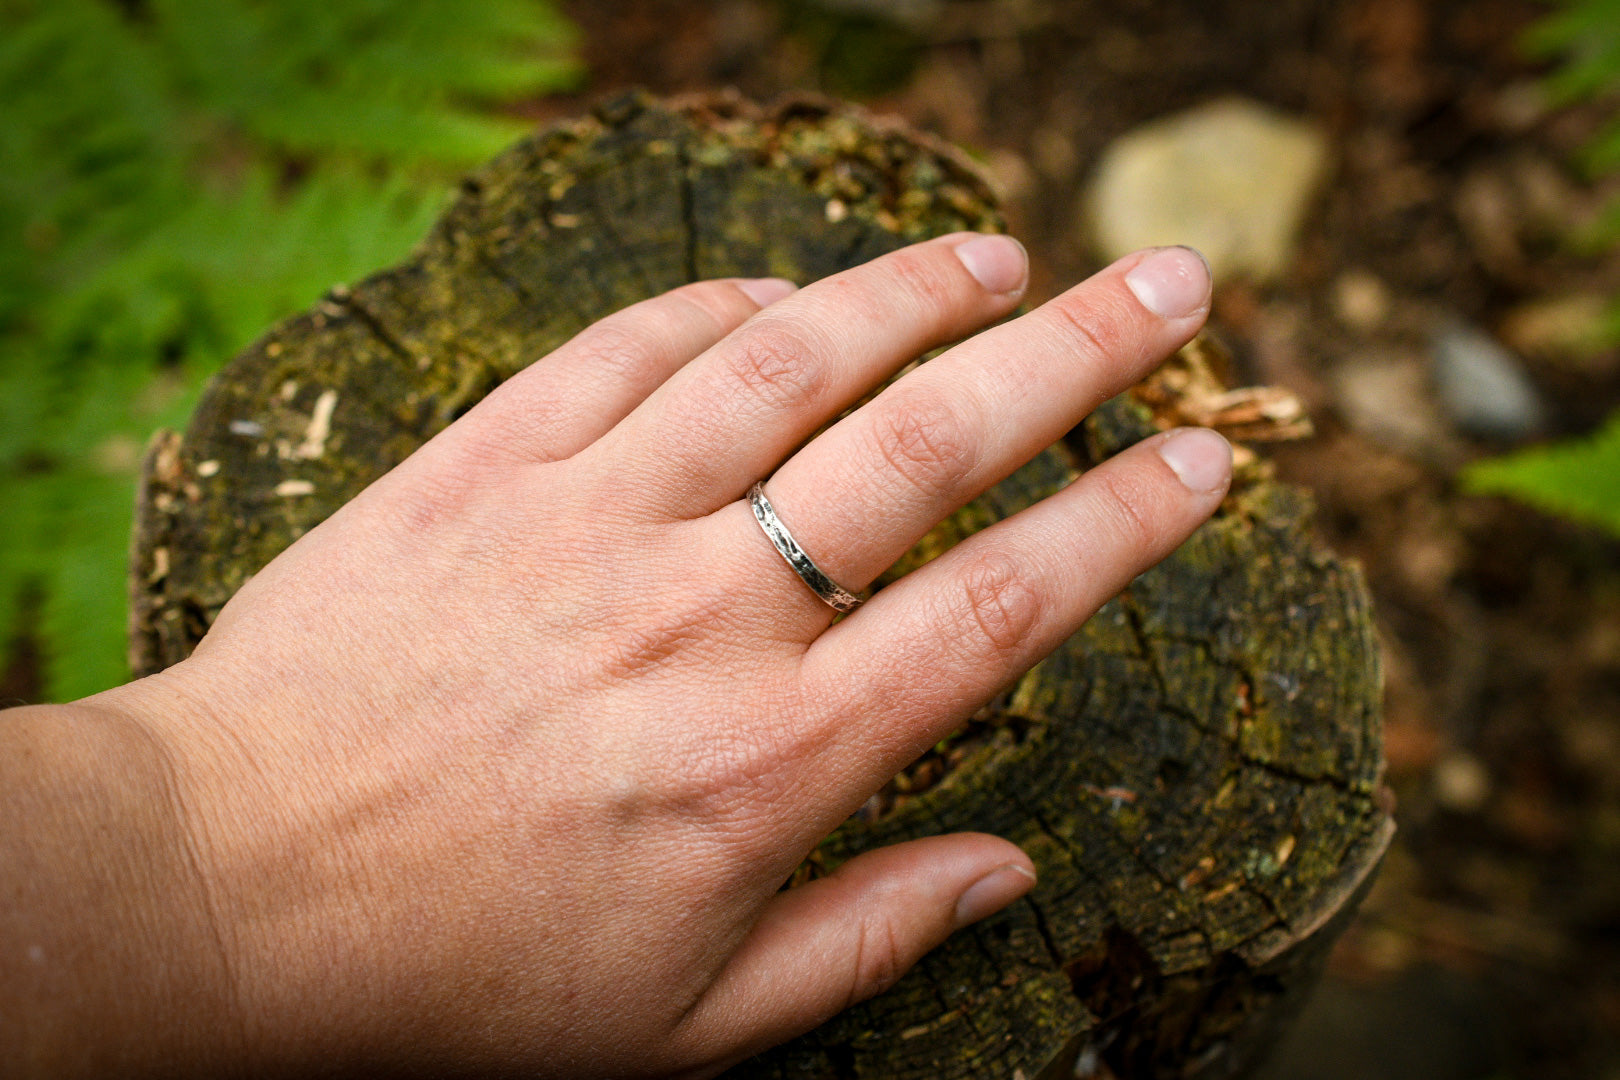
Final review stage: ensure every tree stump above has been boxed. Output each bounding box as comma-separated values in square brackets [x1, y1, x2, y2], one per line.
[129, 92, 1391, 1079]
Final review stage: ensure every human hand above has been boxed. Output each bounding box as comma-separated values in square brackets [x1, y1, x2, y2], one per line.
[93, 234, 1225, 1076]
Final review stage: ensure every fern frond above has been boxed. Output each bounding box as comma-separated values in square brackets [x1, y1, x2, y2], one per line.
[0, 0, 580, 700]
[1465, 1, 1620, 543]
[1464, 412, 1620, 537]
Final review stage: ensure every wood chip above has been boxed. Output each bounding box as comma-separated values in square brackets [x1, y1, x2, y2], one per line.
[293, 389, 339, 460]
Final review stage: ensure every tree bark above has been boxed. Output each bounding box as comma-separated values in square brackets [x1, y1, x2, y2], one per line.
[129, 91, 1390, 1080]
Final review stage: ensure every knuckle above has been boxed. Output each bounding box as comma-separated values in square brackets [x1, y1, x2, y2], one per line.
[848, 912, 907, 1006]
[1043, 291, 1131, 370]
[719, 319, 828, 413]
[441, 380, 574, 465]
[865, 389, 978, 500]
[880, 248, 958, 313]
[631, 729, 766, 830]
[668, 738, 768, 822]
[379, 459, 477, 536]
[951, 551, 1042, 658]
[500, 393, 575, 451]
[575, 316, 664, 383]
[668, 280, 756, 332]
[1091, 467, 1159, 549]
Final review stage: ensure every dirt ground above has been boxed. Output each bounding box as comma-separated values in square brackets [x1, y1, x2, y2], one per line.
[540, 2, 1620, 1076]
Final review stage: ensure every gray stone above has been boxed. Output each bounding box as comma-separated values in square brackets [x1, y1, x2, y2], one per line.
[1431, 317, 1547, 442]
[1084, 97, 1330, 283]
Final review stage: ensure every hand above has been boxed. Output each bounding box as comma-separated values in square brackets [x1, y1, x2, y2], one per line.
[84, 234, 1225, 1076]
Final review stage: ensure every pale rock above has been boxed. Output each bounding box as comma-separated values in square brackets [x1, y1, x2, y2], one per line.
[1084, 97, 1330, 283]
[1433, 752, 1491, 814]
[1330, 352, 1458, 461]
[1332, 269, 1393, 332]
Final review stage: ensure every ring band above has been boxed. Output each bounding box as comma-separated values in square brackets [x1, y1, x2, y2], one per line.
[748, 482, 866, 613]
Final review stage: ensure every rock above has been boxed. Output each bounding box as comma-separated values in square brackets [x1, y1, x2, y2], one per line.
[1500, 293, 1617, 373]
[1333, 269, 1393, 332]
[1492, 79, 1552, 134]
[1084, 97, 1330, 283]
[1433, 752, 1492, 814]
[1430, 317, 1547, 441]
[1456, 157, 1592, 279]
[1330, 352, 1460, 462]
[1453, 169, 1521, 275]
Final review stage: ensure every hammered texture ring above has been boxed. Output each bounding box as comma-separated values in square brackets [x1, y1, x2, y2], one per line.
[748, 482, 866, 613]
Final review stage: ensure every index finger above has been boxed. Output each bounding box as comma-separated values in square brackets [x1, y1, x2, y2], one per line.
[797, 426, 1232, 805]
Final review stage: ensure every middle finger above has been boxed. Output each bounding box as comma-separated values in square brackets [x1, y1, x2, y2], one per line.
[742, 245, 1211, 600]
[589, 233, 1030, 517]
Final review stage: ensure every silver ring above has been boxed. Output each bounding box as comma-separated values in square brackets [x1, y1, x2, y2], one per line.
[748, 482, 866, 613]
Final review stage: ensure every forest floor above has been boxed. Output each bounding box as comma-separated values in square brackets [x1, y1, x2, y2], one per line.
[544, 2, 1620, 1077]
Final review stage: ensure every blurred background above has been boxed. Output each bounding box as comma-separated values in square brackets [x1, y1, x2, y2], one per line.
[3, 1, 1618, 1076]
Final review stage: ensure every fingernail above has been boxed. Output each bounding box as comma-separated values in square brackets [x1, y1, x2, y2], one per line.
[1124, 246, 1211, 319]
[952, 863, 1037, 930]
[738, 278, 798, 307]
[1157, 427, 1233, 493]
[953, 234, 1029, 295]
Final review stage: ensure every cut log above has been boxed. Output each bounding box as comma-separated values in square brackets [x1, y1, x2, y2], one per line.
[128, 91, 1391, 1080]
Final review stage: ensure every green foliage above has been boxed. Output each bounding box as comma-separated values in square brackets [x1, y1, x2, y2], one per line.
[1525, 0, 1620, 264]
[1524, 0, 1620, 177]
[782, 1, 923, 100]
[1462, 0, 1620, 539]
[0, 0, 579, 701]
[1464, 412, 1620, 535]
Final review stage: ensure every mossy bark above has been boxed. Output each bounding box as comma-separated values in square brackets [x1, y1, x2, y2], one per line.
[129, 91, 1390, 1079]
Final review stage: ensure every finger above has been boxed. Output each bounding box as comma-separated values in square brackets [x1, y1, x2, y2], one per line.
[800, 427, 1232, 793]
[592, 233, 1030, 517]
[753, 246, 1211, 600]
[671, 834, 1034, 1068]
[438, 277, 796, 466]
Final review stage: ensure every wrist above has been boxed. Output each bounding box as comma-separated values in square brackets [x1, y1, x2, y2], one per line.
[88, 658, 436, 1075]
[0, 688, 248, 1075]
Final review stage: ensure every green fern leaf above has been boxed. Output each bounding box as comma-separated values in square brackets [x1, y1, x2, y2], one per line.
[1463, 412, 1620, 537]
[1, 0, 580, 701]
[37, 473, 141, 702]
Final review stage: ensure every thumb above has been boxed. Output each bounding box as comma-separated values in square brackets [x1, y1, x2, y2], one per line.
[674, 833, 1036, 1069]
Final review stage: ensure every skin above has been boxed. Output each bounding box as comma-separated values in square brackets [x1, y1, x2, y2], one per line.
[0, 234, 1227, 1078]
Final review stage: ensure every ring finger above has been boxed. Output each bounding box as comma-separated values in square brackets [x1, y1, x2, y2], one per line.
[738, 245, 1211, 613]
